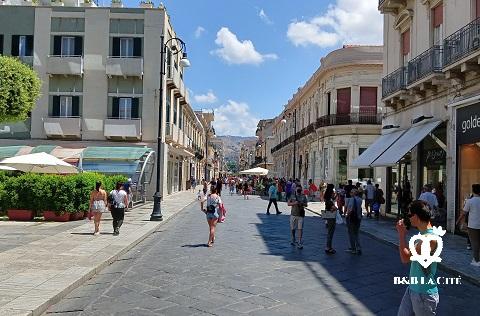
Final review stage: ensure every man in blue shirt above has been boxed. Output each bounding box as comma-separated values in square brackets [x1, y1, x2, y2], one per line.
[267, 179, 282, 215]
[396, 200, 439, 315]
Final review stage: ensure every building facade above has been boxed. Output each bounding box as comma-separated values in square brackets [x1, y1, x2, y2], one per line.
[362, 0, 480, 232]
[271, 46, 384, 187]
[255, 119, 275, 172]
[0, 1, 212, 199]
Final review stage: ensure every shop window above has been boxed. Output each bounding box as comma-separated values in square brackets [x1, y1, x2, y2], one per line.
[336, 149, 348, 185]
[458, 144, 480, 233]
[358, 148, 374, 180]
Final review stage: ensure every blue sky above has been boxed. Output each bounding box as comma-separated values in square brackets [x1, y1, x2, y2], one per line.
[122, 0, 383, 136]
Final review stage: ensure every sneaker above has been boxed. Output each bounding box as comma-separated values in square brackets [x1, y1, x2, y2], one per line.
[93, 232, 100, 236]
[471, 260, 480, 267]
[266, 212, 271, 215]
[276, 211, 282, 215]
[467, 245, 472, 250]
[297, 242, 304, 249]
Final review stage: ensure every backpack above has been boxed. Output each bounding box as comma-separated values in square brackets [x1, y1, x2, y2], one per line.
[348, 198, 361, 224]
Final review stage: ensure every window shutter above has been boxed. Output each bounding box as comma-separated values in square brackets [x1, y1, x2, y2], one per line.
[26, 35, 33, 56]
[133, 38, 141, 57]
[336, 88, 351, 114]
[132, 98, 139, 118]
[112, 97, 119, 118]
[112, 37, 120, 57]
[74, 37, 83, 56]
[402, 30, 410, 56]
[360, 87, 377, 113]
[11, 35, 19, 56]
[432, 5, 443, 28]
[53, 36, 61, 55]
[72, 96, 80, 117]
[52, 96, 60, 117]
[0, 35, 3, 54]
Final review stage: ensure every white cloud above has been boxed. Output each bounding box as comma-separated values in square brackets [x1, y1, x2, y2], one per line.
[213, 100, 258, 136]
[259, 9, 273, 25]
[287, 0, 383, 48]
[212, 27, 278, 65]
[194, 91, 218, 104]
[194, 26, 205, 38]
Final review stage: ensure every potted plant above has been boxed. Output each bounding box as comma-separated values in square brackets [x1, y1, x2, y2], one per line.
[82, 0, 93, 7]
[139, 0, 153, 8]
[51, 0, 64, 6]
[111, 0, 123, 7]
[3, 177, 34, 221]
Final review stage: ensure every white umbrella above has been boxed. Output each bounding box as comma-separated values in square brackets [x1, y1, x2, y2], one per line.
[0, 166, 17, 171]
[0, 152, 78, 174]
[239, 167, 269, 176]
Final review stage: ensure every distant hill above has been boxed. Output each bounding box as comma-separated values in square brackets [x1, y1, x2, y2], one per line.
[217, 135, 257, 162]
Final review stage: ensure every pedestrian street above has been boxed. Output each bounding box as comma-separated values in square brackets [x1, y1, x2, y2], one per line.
[45, 193, 480, 316]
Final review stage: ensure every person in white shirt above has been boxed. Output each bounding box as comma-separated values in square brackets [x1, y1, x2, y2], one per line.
[365, 180, 376, 218]
[418, 184, 438, 216]
[109, 182, 128, 236]
[457, 184, 480, 266]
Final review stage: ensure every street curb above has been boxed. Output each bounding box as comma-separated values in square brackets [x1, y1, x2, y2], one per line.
[305, 207, 480, 287]
[32, 199, 196, 316]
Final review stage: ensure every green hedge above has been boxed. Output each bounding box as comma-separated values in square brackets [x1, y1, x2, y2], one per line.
[0, 172, 127, 215]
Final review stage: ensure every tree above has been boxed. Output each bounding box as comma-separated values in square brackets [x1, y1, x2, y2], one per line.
[0, 56, 41, 123]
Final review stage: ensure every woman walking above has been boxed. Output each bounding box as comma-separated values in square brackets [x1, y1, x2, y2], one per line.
[205, 187, 222, 247]
[457, 184, 480, 266]
[323, 200, 338, 254]
[243, 181, 249, 200]
[109, 181, 128, 236]
[89, 181, 108, 236]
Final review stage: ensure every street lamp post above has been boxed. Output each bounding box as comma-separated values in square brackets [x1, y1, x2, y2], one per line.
[281, 108, 297, 179]
[150, 35, 190, 221]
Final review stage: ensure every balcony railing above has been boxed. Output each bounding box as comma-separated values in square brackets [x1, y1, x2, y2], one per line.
[407, 46, 443, 85]
[47, 55, 84, 76]
[104, 118, 142, 140]
[382, 66, 407, 98]
[443, 17, 480, 68]
[106, 56, 143, 77]
[43, 116, 81, 138]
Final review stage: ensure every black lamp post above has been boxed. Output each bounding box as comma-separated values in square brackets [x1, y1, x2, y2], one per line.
[150, 35, 190, 221]
[282, 109, 297, 179]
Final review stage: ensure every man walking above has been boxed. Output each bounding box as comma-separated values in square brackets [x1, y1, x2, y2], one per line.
[285, 179, 293, 202]
[288, 186, 308, 249]
[396, 200, 440, 315]
[419, 184, 439, 218]
[346, 189, 363, 255]
[365, 180, 375, 218]
[344, 179, 355, 209]
[267, 180, 282, 215]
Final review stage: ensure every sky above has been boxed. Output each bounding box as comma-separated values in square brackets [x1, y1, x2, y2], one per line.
[122, 0, 384, 136]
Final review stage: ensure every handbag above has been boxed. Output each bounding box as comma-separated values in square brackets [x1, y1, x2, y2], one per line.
[335, 210, 343, 224]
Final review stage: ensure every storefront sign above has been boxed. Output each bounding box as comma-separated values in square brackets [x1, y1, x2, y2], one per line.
[457, 102, 480, 145]
[425, 148, 446, 165]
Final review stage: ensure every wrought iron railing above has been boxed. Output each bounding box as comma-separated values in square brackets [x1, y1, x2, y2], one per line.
[407, 46, 443, 85]
[443, 17, 480, 67]
[382, 66, 407, 98]
[271, 112, 380, 153]
[379, 0, 386, 7]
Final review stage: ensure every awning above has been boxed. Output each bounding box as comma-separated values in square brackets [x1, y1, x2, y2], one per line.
[83, 146, 151, 161]
[371, 120, 442, 167]
[0, 146, 32, 159]
[351, 129, 406, 168]
[82, 161, 140, 175]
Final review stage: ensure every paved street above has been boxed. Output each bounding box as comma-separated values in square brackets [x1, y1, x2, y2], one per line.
[45, 193, 479, 316]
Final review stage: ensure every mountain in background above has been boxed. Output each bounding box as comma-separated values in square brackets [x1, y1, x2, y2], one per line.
[217, 135, 257, 163]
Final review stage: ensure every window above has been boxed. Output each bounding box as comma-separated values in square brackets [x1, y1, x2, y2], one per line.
[119, 98, 132, 119]
[60, 96, 73, 117]
[358, 148, 374, 180]
[120, 38, 133, 57]
[432, 5, 443, 45]
[173, 100, 177, 125]
[0, 34, 3, 55]
[402, 29, 410, 66]
[360, 87, 377, 113]
[336, 88, 351, 114]
[61, 37, 75, 56]
[11, 35, 33, 56]
[166, 90, 171, 123]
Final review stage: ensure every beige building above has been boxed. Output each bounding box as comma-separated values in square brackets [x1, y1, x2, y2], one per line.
[271, 45, 384, 186]
[238, 139, 257, 171]
[255, 119, 275, 172]
[0, 1, 212, 199]
[356, 0, 480, 232]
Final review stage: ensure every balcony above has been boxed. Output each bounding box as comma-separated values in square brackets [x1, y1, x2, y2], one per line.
[165, 122, 179, 144]
[382, 67, 407, 99]
[104, 118, 141, 140]
[106, 57, 143, 78]
[407, 46, 444, 87]
[0, 118, 31, 139]
[166, 65, 181, 90]
[43, 117, 81, 139]
[316, 111, 381, 128]
[378, 0, 407, 14]
[443, 17, 480, 74]
[47, 56, 83, 76]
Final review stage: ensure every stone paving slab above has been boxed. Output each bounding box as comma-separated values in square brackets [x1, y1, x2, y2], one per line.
[306, 201, 480, 285]
[0, 188, 199, 316]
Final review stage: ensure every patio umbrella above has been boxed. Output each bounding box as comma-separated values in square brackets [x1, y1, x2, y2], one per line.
[0, 166, 17, 171]
[239, 167, 269, 176]
[0, 152, 78, 174]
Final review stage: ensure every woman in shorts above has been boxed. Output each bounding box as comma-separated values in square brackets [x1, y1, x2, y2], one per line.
[89, 181, 108, 236]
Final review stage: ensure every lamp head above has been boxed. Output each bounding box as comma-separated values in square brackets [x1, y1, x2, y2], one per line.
[180, 52, 191, 68]
[281, 119, 287, 124]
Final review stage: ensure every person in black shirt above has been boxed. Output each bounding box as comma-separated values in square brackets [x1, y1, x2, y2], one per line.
[344, 179, 355, 209]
